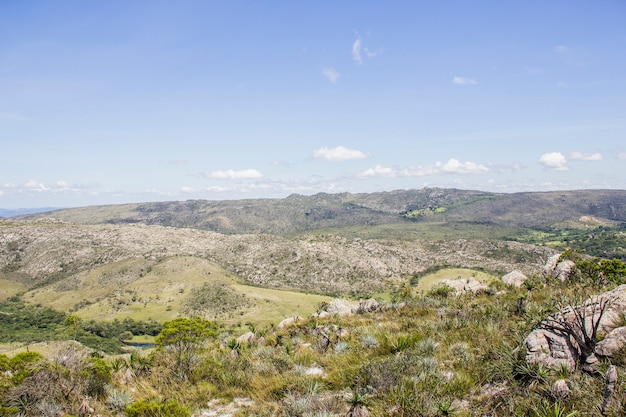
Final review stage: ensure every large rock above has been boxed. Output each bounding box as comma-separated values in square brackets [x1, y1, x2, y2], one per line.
[542, 254, 561, 278]
[501, 270, 527, 287]
[278, 315, 302, 329]
[553, 260, 576, 282]
[325, 299, 358, 316]
[525, 284, 626, 370]
[596, 326, 626, 358]
[541, 253, 576, 282]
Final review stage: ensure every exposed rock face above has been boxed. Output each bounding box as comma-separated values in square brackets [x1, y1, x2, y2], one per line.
[525, 284, 626, 370]
[596, 326, 626, 358]
[554, 260, 576, 282]
[325, 299, 357, 316]
[501, 270, 527, 287]
[439, 277, 489, 295]
[541, 253, 575, 282]
[542, 254, 561, 278]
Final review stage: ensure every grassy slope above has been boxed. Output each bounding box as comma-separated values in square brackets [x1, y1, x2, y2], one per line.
[24, 255, 330, 326]
[0, 278, 26, 301]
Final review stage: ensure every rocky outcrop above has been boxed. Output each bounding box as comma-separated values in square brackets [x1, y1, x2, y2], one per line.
[541, 253, 576, 282]
[553, 260, 576, 282]
[596, 326, 626, 358]
[525, 284, 626, 370]
[501, 270, 527, 287]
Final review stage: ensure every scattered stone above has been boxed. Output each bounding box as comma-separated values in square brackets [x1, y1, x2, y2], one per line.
[357, 298, 379, 313]
[439, 277, 489, 295]
[304, 366, 325, 377]
[277, 315, 302, 329]
[602, 365, 618, 415]
[551, 379, 571, 400]
[326, 299, 357, 316]
[501, 270, 527, 287]
[236, 331, 256, 344]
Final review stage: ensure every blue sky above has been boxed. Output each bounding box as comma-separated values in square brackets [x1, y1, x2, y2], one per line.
[1, 1, 625, 209]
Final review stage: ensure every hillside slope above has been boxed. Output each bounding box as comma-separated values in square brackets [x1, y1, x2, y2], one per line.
[1, 220, 552, 299]
[18, 188, 626, 235]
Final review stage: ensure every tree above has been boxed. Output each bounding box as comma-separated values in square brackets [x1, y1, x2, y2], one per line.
[155, 317, 218, 381]
[64, 314, 81, 341]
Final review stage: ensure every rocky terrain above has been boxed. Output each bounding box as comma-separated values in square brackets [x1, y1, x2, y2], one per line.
[0, 218, 551, 297]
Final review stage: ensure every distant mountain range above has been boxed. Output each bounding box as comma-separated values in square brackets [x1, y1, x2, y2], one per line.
[16, 188, 626, 234]
[2, 187, 625, 320]
[0, 207, 63, 218]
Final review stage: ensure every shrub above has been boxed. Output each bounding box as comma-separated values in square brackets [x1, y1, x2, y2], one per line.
[126, 399, 191, 417]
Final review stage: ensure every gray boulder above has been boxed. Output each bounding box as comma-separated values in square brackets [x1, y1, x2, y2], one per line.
[501, 270, 527, 288]
[525, 284, 626, 370]
[553, 260, 576, 282]
[439, 277, 489, 295]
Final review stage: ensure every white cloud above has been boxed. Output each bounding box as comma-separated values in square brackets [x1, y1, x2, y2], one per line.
[570, 152, 602, 161]
[539, 152, 569, 171]
[364, 47, 382, 58]
[453, 76, 477, 85]
[361, 164, 396, 178]
[313, 146, 367, 162]
[352, 38, 362, 64]
[204, 169, 263, 180]
[436, 158, 489, 174]
[619, 153, 626, 160]
[360, 159, 489, 178]
[181, 186, 194, 193]
[25, 180, 48, 191]
[322, 67, 340, 83]
[206, 186, 228, 192]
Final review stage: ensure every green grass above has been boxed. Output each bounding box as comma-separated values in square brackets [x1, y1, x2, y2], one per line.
[228, 284, 331, 327]
[22, 255, 331, 327]
[0, 278, 26, 301]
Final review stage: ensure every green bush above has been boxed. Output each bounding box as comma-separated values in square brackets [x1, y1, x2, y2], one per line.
[126, 399, 191, 417]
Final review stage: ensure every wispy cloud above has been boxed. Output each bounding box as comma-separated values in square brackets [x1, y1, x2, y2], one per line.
[570, 152, 602, 161]
[322, 67, 340, 83]
[352, 37, 362, 64]
[452, 76, 478, 85]
[352, 34, 381, 64]
[538, 152, 569, 171]
[360, 159, 489, 178]
[619, 152, 626, 160]
[203, 169, 263, 180]
[181, 186, 194, 193]
[313, 146, 367, 162]
[25, 180, 49, 191]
